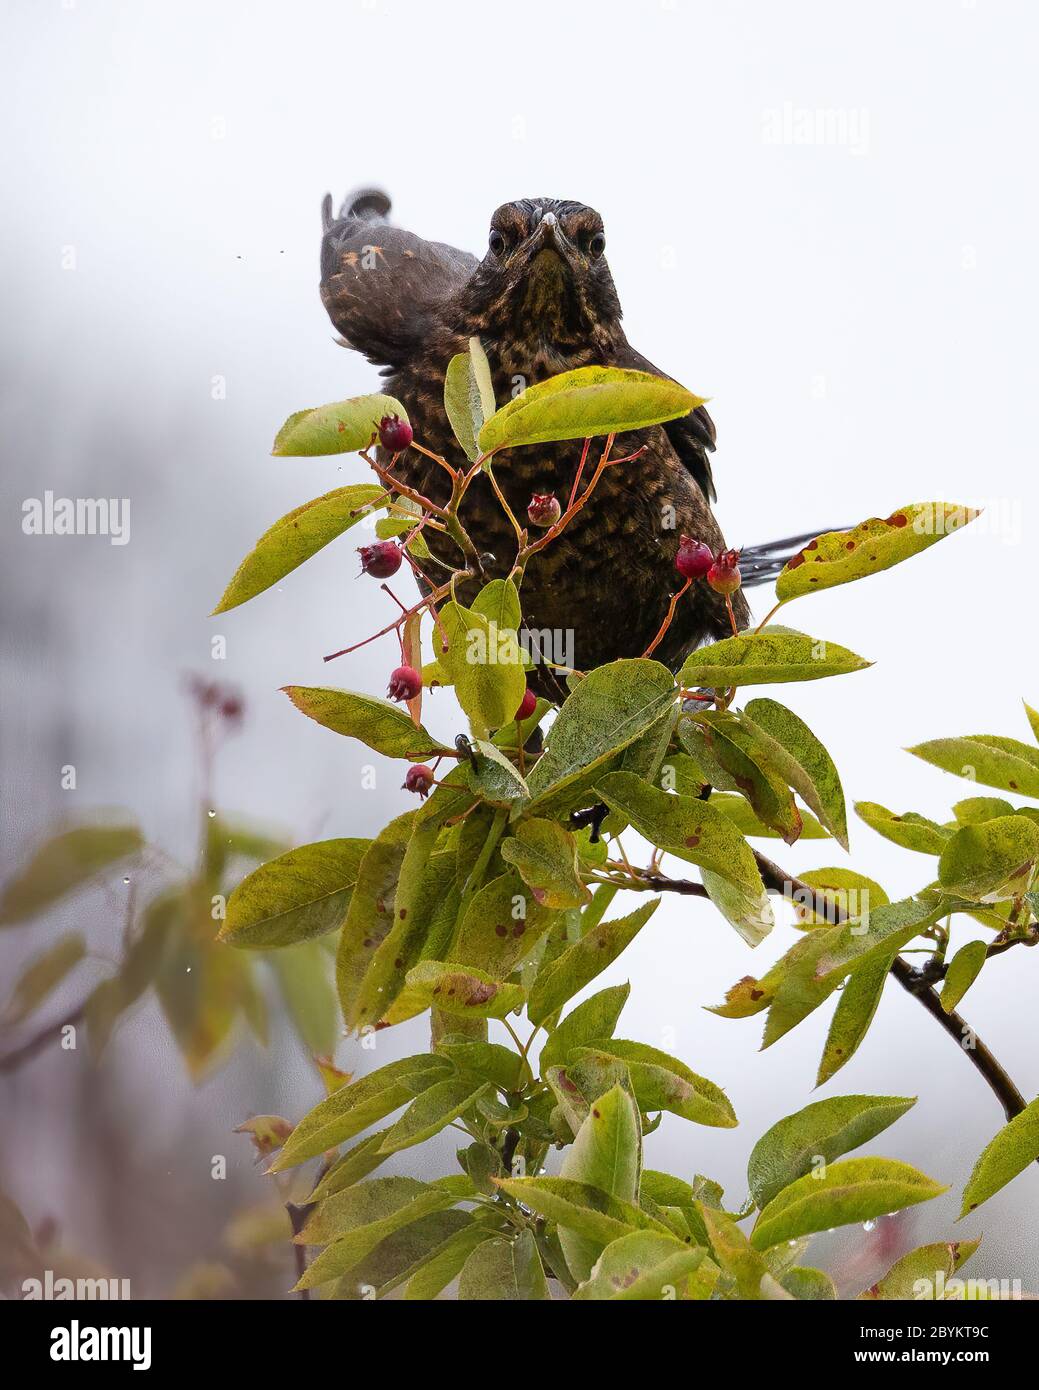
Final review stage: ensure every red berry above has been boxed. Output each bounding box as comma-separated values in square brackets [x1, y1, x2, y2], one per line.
[707, 548, 742, 595]
[514, 688, 537, 722]
[403, 764, 434, 798]
[387, 664, 422, 702]
[358, 541, 403, 578]
[527, 493, 561, 529]
[675, 536, 714, 580]
[378, 414, 413, 452]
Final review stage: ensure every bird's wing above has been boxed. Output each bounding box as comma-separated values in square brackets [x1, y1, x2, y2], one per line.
[611, 342, 717, 502]
[319, 189, 479, 372]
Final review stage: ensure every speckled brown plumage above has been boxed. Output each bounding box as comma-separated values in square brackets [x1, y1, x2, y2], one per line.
[319, 191, 749, 698]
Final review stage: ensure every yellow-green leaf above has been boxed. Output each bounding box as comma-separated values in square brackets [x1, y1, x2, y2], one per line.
[478, 366, 701, 452]
[678, 630, 871, 688]
[940, 940, 987, 1013]
[282, 686, 448, 760]
[775, 503, 979, 601]
[938, 816, 1039, 900]
[960, 1097, 1039, 1218]
[213, 484, 385, 613]
[220, 838, 370, 948]
[272, 393, 408, 456]
[752, 1157, 947, 1249]
[908, 736, 1039, 799]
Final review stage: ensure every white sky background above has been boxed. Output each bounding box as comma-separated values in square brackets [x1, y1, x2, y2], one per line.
[1, 0, 1037, 1289]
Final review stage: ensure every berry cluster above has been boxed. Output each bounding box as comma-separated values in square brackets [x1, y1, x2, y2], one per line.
[676, 537, 742, 595]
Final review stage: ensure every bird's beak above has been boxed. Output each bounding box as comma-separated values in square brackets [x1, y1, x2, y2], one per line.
[524, 213, 576, 275]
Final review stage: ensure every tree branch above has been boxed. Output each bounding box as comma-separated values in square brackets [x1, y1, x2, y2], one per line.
[750, 849, 1030, 1125]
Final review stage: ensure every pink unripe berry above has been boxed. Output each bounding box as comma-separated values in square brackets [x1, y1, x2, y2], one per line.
[403, 764, 434, 798]
[387, 665, 422, 702]
[675, 536, 714, 580]
[515, 688, 537, 722]
[378, 414, 413, 453]
[358, 541, 403, 579]
[707, 548, 743, 595]
[527, 493, 561, 529]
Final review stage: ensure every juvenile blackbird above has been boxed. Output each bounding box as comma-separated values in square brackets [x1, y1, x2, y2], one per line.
[319, 190, 799, 698]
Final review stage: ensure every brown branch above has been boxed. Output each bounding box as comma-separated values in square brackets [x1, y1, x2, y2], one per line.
[285, 1201, 311, 1301]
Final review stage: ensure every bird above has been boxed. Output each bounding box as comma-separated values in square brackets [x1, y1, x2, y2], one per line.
[318, 189, 817, 699]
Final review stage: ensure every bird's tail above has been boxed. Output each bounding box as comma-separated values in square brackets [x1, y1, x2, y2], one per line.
[321, 187, 392, 232]
[739, 526, 850, 588]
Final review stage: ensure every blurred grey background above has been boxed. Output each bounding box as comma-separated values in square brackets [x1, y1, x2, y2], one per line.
[1, 0, 1036, 1295]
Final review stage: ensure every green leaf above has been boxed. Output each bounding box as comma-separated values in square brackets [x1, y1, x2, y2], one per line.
[478, 366, 701, 452]
[747, 1095, 917, 1210]
[781, 1266, 837, 1300]
[270, 1054, 452, 1170]
[678, 630, 871, 688]
[940, 940, 988, 1013]
[855, 802, 951, 854]
[272, 393, 408, 456]
[751, 1157, 947, 1250]
[540, 984, 630, 1071]
[435, 1039, 525, 1091]
[444, 340, 496, 461]
[594, 771, 770, 942]
[557, 1082, 642, 1282]
[0, 824, 142, 925]
[451, 870, 558, 978]
[860, 1239, 980, 1299]
[308, 1131, 394, 1201]
[494, 1177, 667, 1249]
[960, 1097, 1039, 1218]
[501, 819, 590, 909]
[908, 737, 1039, 799]
[952, 797, 1016, 825]
[336, 812, 416, 1028]
[269, 941, 337, 1055]
[938, 817, 1039, 900]
[471, 577, 523, 633]
[378, 1076, 491, 1155]
[391, 960, 525, 1020]
[795, 868, 889, 928]
[816, 957, 891, 1085]
[457, 1228, 549, 1300]
[572, 1231, 705, 1300]
[295, 1176, 459, 1288]
[282, 687, 448, 760]
[220, 838, 369, 948]
[468, 740, 529, 807]
[521, 659, 677, 820]
[329, 1209, 474, 1300]
[812, 895, 951, 987]
[212, 484, 385, 614]
[685, 711, 803, 844]
[1, 933, 86, 1026]
[1025, 701, 1039, 745]
[571, 1042, 737, 1128]
[698, 1205, 790, 1300]
[775, 504, 979, 601]
[527, 900, 658, 1027]
[437, 601, 526, 736]
[403, 1225, 500, 1300]
[743, 698, 849, 849]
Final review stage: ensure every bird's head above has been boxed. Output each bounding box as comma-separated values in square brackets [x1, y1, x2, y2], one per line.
[457, 198, 622, 349]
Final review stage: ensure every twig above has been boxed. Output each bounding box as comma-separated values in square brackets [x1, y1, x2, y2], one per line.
[285, 1202, 311, 1300]
[0, 1004, 87, 1074]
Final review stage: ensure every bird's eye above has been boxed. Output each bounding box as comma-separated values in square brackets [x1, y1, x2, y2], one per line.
[588, 232, 606, 260]
[488, 229, 506, 257]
